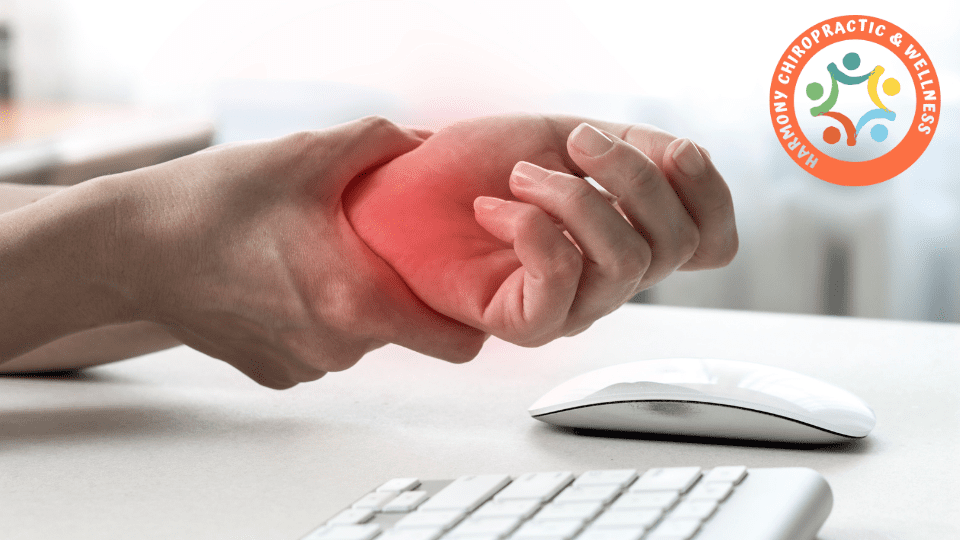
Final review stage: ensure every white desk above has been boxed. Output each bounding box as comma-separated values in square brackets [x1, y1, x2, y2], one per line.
[1, 305, 958, 539]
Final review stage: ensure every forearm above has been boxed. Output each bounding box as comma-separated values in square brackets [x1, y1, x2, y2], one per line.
[0, 177, 177, 370]
[0, 182, 67, 213]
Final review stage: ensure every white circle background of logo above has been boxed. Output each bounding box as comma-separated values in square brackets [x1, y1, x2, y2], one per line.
[795, 39, 916, 163]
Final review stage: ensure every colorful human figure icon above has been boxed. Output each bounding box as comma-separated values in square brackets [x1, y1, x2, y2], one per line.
[806, 51, 899, 146]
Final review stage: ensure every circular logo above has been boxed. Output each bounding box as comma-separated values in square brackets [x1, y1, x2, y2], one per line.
[769, 15, 940, 186]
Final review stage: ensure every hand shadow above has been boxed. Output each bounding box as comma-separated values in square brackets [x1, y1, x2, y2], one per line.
[0, 369, 121, 382]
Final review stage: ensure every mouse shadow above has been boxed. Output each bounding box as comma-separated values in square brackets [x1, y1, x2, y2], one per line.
[539, 424, 875, 454]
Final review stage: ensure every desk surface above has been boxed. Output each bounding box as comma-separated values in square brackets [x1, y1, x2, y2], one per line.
[1, 305, 957, 539]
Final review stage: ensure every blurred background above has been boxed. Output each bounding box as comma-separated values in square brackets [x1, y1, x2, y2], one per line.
[1, 0, 958, 323]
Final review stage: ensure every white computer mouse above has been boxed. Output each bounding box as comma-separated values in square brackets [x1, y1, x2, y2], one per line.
[528, 358, 876, 444]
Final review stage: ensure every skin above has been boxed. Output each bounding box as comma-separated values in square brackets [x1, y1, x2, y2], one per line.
[0, 184, 182, 374]
[0, 114, 737, 388]
[0, 117, 486, 388]
[344, 114, 737, 346]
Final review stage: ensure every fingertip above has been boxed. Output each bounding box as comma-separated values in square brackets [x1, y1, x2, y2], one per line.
[474, 195, 507, 214]
[407, 126, 435, 140]
[669, 138, 707, 178]
[697, 143, 712, 160]
[568, 123, 617, 159]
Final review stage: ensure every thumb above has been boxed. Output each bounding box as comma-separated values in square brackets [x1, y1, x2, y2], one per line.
[319, 116, 425, 197]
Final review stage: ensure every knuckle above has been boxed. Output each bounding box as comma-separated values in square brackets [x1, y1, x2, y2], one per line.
[252, 368, 299, 390]
[623, 157, 662, 201]
[722, 231, 740, 265]
[514, 204, 545, 228]
[677, 224, 701, 262]
[557, 176, 597, 207]
[320, 344, 367, 372]
[696, 228, 739, 268]
[566, 322, 594, 337]
[439, 341, 484, 364]
[608, 247, 648, 282]
[512, 332, 554, 348]
[610, 236, 651, 280]
[548, 245, 584, 281]
[358, 115, 397, 133]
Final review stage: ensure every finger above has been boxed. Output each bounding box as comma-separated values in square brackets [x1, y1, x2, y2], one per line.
[661, 139, 739, 270]
[508, 161, 650, 332]
[403, 125, 435, 140]
[539, 115, 736, 273]
[320, 116, 425, 195]
[473, 196, 582, 346]
[540, 115, 679, 176]
[567, 123, 700, 289]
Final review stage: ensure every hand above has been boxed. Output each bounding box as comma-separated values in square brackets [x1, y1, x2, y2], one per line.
[115, 116, 486, 389]
[344, 114, 737, 346]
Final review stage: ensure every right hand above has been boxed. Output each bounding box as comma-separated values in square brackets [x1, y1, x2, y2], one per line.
[112, 117, 487, 389]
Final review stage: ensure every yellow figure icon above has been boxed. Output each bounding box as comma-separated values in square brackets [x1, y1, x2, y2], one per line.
[868, 66, 899, 111]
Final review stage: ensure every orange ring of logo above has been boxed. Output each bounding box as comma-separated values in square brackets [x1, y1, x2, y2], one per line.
[769, 15, 940, 186]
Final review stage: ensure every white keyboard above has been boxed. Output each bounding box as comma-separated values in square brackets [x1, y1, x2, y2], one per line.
[303, 467, 833, 540]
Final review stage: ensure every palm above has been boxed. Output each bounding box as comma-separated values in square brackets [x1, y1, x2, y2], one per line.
[343, 115, 581, 338]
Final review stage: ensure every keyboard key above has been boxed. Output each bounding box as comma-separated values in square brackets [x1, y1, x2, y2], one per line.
[572, 470, 637, 488]
[395, 510, 465, 530]
[306, 524, 381, 540]
[512, 519, 584, 539]
[495, 472, 574, 502]
[353, 491, 397, 510]
[609, 491, 679, 511]
[533, 501, 603, 522]
[589, 509, 661, 529]
[552, 484, 621, 504]
[419, 475, 510, 512]
[687, 481, 734, 502]
[449, 535, 501, 540]
[377, 528, 444, 540]
[646, 518, 701, 540]
[702, 466, 747, 485]
[303, 526, 331, 540]
[473, 499, 542, 519]
[327, 508, 375, 525]
[669, 500, 718, 520]
[630, 468, 701, 493]
[378, 478, 421, 493]
[383, 491, 430, 513]
[448, 516, 523, 538]
[577, 527, 646, 540]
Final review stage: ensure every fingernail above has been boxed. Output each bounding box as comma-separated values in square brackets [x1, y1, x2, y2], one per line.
[475, 196, 506, 212]
[571, 123, 614, 157]
[673, 139, 706, 176]
[512, 161, 550, 187]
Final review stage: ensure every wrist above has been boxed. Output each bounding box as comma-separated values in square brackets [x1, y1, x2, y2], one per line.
[93, 172, 156, 324]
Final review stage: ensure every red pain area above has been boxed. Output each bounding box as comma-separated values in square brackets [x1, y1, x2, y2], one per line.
[343, 115, 579, 343]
